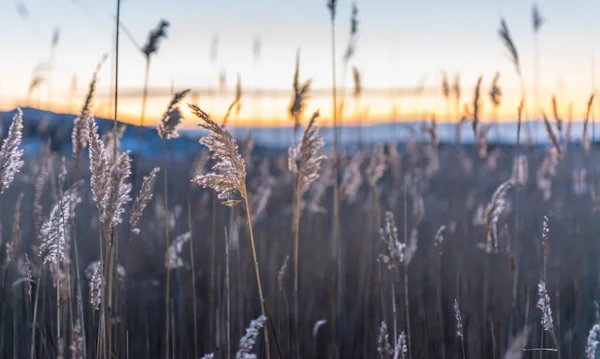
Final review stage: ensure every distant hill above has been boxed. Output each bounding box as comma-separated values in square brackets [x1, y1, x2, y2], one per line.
[0, 108, 595, 157]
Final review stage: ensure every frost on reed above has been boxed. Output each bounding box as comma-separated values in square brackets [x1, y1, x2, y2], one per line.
[482, 180, 513, 253]
[130, 167, 160, 234]
[157, 89, 190, 140]
[377, 321, 393, 359]
[200, 355, 214, 359]
[288, 110, 326, 195]
[0, 108, 24, 196]
[39, 181, 82, 265]
[88, 260, 102, 311]
[235, 315, 266, 359]
[189, 104, 246, 207]
[377, 321, 407, 359]
[165, 231, 191, 270]
[586, 324, 600, 359]
[379, 211, 416, 270]
[537, 281, 554, 332]
[433, 225, 446, 254]
[70, 319, 84, 359]
[454, 298, 463, 338]
[277, 255, 290, 292]
[395, 332, 408, 359]
[87, 117, 132, 231]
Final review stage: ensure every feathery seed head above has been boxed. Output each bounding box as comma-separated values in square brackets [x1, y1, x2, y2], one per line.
[130, 167, 160, 234]
[394, 332, 408, 359]
[434, 225, 446, 254]
[327, 0, 337, 21]
[0, 108, 24, 196]
[483, 180, 513, 253]
[290, 110, 326, 195]
[366, 145, 387, 186]
[532, 4, 544, 33]
[377, 321, 393, 359]
[489, 72, 502, 107]
[586, 324, 600, 359]
[278, 255, 289, 292]
[498, 19, 521, 75]
[235, 315, 266, 359]
[39, 181, 83, 265]
[165, 231, 191, 270]
[142, 20, 169, 57]
[88, 261, 102, 310]
[189, 104, 246, 206]
[537, 280, 554, 331]
[454, 298, 464, 338]
[158, 89, 190, 140]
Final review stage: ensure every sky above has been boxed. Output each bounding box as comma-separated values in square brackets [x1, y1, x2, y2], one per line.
[1, 0, 600, 127]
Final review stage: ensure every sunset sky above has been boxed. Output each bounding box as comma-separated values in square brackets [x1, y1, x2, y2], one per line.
[1, 0, 600, 127]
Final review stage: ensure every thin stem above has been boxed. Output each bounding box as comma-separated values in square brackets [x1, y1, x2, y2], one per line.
[225, 223, 231, 359]
[163, 139, 171, 359]
[329, 12, 341, 359]
[138, 58, 151, 155]
[404, 269, 412, 359]
[242, 182, 270, 359]
[187, 200, 198, 359]
[293, 181, 301, 358]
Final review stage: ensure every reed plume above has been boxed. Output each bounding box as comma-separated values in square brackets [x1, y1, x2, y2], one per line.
[586, 324, 600, 359]
[235, 315, 266, 359]
[189, 103, 271, 359]
[583, 94, 595, 152]
[130, 167, 160, 234]
[38, 180, 82, 265]
[72, 54, 107, 172]
[483, 179, 513, 253]
[289, 110, 325, 356]
[0, 108, 24, 196]
[164, 231, 191, 270]
[542, 110, 562, 158]
[289, 50, 312, 134]
[158, 89, 190, 140]
[139, 19, 170, 149]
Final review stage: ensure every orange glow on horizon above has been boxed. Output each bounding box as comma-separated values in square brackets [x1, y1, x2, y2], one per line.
[1, 86, 595, 127]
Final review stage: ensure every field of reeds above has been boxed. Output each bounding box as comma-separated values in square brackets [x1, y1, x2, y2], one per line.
[5, 1, 600, 359]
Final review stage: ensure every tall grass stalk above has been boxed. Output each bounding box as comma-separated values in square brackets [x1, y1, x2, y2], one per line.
[187, 200, 198, 359]
[189, 104, 272, 359]
[326, 1, 341, 357]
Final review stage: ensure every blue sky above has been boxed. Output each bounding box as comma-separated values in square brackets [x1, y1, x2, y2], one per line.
[1, 0, 599, 125]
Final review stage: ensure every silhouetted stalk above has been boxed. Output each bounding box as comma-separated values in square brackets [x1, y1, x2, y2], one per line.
[138, 59, 150, 155]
